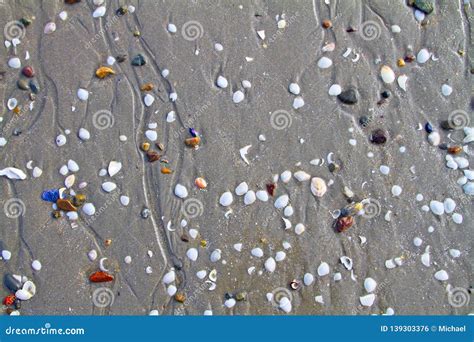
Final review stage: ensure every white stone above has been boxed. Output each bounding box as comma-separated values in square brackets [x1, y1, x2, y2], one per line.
[303, 273, 314, 286]
[280, 171, 292, 183]
[317, 57, 333, 69]
[463, 182, 474, 195]
[93, 6, 106, 17]
[417, 48, 430, 63]
[274, 194, 289, 209]
[454, 157, 469, 169]
[102, 182, 117, 193]
[82, 203, 96, 216]
[124, 256, 132, 264]
[265, 257, 276, 272]
[219, 192, 233, 206]
[186, 248, 198, 261]
[216, 76, 228, 88]
[414, 9, 425, 22]
[32, 167, 42, 178]
[235, 182, 248, 196]
[214, 43, 223, 51]
[233, 243, 242, 252]
[449, 249, 461, 258]
[441, 84, 452, 96]
[380, 165, 390, 175]
[78, 128, 90, 141]
[443, 198, 456, 214]
[167, 285, 177, 296]
[317, 262, 329, 276]
[8, 57, 21, 69]
[413, 237, 423, 247]
[108, 161, 122, 177]
[145, 130, 157, 141]
[210, 249, 222, 262]
[289, 83, 300, 95]
[166, 111, 175, 123]
[464, 170, 474, 180]
[242, 80, 251, 88]
[232, 91, 244, 103]
[328, 84, 342, 96]
[251, 248, 263, 258]
[294, 171, 310, 181]
[294, 223, 305, 235]
[283, 205, 294, 217]
[430, 200, 444, 216]
[292, 96, 304, 109]
[391, 185, 402, 197]
[77, 88, 89, 101]
[174, 184, 188, 199]
[360, 294, 375, 307]
[88, 250, 97, 261]
[0, 137, 7, 147]
[275, 251, 286, 262]
[279, 296, 292, 313]
[2, 250, 12, 260]
[56, 134, 67, 146]
[144, 94, 155, 107]
[196, 270, 207, 279]
[380, 65, 395, 84]
[452, 213, 463, 224]
[120, 196, 130, 206]
[167, 23, 177, 33]
[224, 298, 236, 308]
[67, 159, 79, 172]
[434, 270, 449, 281]
[31, 260, 42, 271]
[256, 190, 269, 202]
[391, 25, 401, 33]
[244, 190, 256, 205]
[364, 278, 377, 293]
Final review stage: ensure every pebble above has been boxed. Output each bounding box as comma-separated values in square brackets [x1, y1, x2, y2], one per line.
[120, 196, 129, 206]
[317, 262, 329, 276]
[108, 161, 122, 177]
[214, 43, 223, 51]
[275, 251, 286, 262]
[145, 130, 157, 141]
[441, 84, 452, 96]
[417, 49, 430, 63]
[391, 25, 401, 33]
[292, 96, 304, 109]
[233, 243, 242, 252]
[174, 184, 188, 199]
[452, 213, 463, 224]
[82, 203, 96, 216]
[0, 137, 7, 147]
[32, 167, 42, 178]
[31, 260, 41, 271]
[219, 191, 233, 206]
[56, 134, 67, 146]
[454, 157, 469, 169]
[256, 190, 269, 202]
[391, 185, 402, 197]
[78, 128, 90, 141]
[443, 198, 456, 214]
[144, 94, 155, 107]
[167, 285, 177, 296]
[280, 170, 292, 183]
[235, 182, 249, 196]
[364, 278, 377, 293]
[88, 250, 98, 261]
[232, 91, 244, 103]
[294, 171, 310, 182]
[434, 270, 449, 281]
[380, 65, 395, 84]
[311, 177, 327, 197]
[224, 298, 236, 308]
[216, 76, 228, 88]
[124, 256, 132, 264]
[303, 273, 314, 286]
[264, 257, 276, 272]
[67, 159, 79, 172]
[102, 182, 117, 193]
[284, 206, 294, 217]
[360, 294, 375, 307]
[77, 88, 89, 101]
[274, 194, 289, 209]
[289, 83, 300, 95]
[251, 248, 263, 258]
[131, 54, 146, 66]
[413, 237, 423, 247]
[59, 11, 68, 20]
[294, 223, 305, 235]
[449, 249, 461, 258]
[93, 6, 106, 18]
[2, 250, 12, 260]
[328, 84, 342, 96]
[186, 248, 198, 261]
[8, 58, 21, 69]
[244, 190, 256, 205]
[429, 200, 444, 216]
[463, 182, 474, 195]
[379, 165, 390, 175]
[337, 88, 358, 104]
[279, 296, 292, 313]
[210, 249, 222, 262]
[428, 132, 440, 146]
[167, 23, 177, 33]
[317, 57, 333, 69]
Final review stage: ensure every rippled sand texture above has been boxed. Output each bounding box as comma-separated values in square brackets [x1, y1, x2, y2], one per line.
[0, 0, 473, 315]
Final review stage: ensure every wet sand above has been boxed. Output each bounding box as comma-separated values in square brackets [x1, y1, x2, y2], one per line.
[0, 0, 473, 315]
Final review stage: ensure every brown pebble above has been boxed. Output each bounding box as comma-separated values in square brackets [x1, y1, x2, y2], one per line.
[17, 79, 29, 90]
[174, 293, 186, 303]
[336, 216, 354, 233]
[146, 151, 161, 162]
[180, 234, 189, 242]
[104, 239, 112, 247]
[161, 167, 173, 174]
[322, 19, 332, 29]
[56, 198, 77, 212]
[448, 146, 462, 155]
[22, 66, 34, 78]
[141, 142, 150, 151]
[140, 83, 154, 91]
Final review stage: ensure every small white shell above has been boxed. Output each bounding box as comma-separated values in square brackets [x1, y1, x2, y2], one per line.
[235, 182, 249, 196]
[77, 88, 89, 101]
[434, 270, 449, 281]
[397, 74, 408, 91]
[244, 190, 256, 205]
[251, 247, 263, 258]
[174, 184, 188, 199]
[186, 248, 198, 261]
[108, 161, 122, 177]
[380, 65, 395, 84]
[317, 57, 333, 69]
[311, 177, 327, 197]
[274, 194, 289, 209]
[364, 278, 377, 293]
[210, 249, 222, 262]
[292, 96, 305, 109]
[102, 182, 117, 193]
[78, 128, 90, 141]
[99, 257, 109, 272]
[264, 257, 276, 272]
[232, 91, 245, 103]
[65, 175, 75, 188]
[163, 270, 176, 284]
[275, 251, 286, 262]
[256, 190, 269, 202]
[317, 262, 330, 276]
[360, 294, 375, 307]
[280, 171, 292, 183]
[88, 249, 98, 261]
[417, 48, 430, 63]
[294, 171, 310, 182]
[303, 273, 314, 286]
[340, 256, 353, 270]
[219, 191, 233, 206]
[328, 84, 342, 96]
[82, 203, 96, 216]
[44, 22, 57, 34]
[233, 243, 242, 252]
[144, 94, 155, 107]
[294, 223, 305, 235]
[216, 76, 228, 88]
[31, 260, 42, 271]
[289, 83, 300, 95]
[93, 6, 106, 18]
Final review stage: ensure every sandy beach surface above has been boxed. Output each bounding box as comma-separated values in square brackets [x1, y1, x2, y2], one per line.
[0, 0, 473, 315]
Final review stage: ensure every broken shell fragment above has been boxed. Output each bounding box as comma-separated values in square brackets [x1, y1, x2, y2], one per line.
[95, 66, 115, 79]
[185, 136, 201, 147]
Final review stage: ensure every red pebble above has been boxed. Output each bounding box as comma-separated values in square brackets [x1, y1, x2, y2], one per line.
[266, 183, 276, 196]
[3, 294, 16, 306]
[89, 271, 114, 283]
[22, 66, 35, 78]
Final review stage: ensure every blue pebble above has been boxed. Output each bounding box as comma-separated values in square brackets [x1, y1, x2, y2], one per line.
[425, 122, 433, 133]
[41, 189, 60, 202]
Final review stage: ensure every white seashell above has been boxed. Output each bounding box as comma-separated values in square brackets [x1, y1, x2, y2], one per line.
[311, 177, 327, 197]
[186, 248, 198, 261]
[282, 217, 292, 229]
[265, 257, 276, 272]
[216, 76, 228, 88]
[364, 278, 377, 293]
[292, 96, 305, 109]
[429, 200, 444, 215]
[239, 145, 251, 165]
[2, 250, 11, 260]
[65, 175, 75, 188]
[256, 190, 269, 202]
[233, 243, 242, 252]
[0, 167, 27, 180]
[396, 74, 408, 91]
[380, 65, 395, 84]
[328, 84, 342, 96]
[449, 249, 461, 258]
[434, 270, 449, 281]
[294, 223, 305, 235]
[283, 205, 294, 217]
[235, 182, 249, 196]
[232, 91, 245, 103]
[93, 6, 106, 18]
[279, 296, 292, 313]
[146, 266, 153, 274]
[391, 25, 401, 33]
[7, 98, 18, 110]
[322, 42, 335, 52]
[251, 248, 263, 258]
[77, 88, 89, 101]
[380, 165, 390, 175]
[167, 23, 177, 33]
[44, 22, 56, 34]
[391, 185, 402, 197]
[82, 203, 96, 216]
[78, 128, 90, 141]
[248, 266, 256, 275]
[174, 184, 188, 199]
[224, 298, 236, 308]
[417, 48, 430, 63]
[149, 309, 159, 315]
[340, 256, 353, 270]
[15, 289, 32, 301]
[107, 56, 116, 65]
[99, 169, 107, 177]
[443, 198, 456, 214]
[145, 130, 157, 141]
[317, 57, 333, 69]
[441, 84, 452, 96]
[210, 249, 222, 262]
[274, 194, 289, 209]
[454, 157, 469, 169]
[413, 237, 423, 247]
[464, 170, 474, 180]
[463, 182, 474, 195]
[242, 80, 251, 88]
[385, 259, 396, 269]
[107, 161, 122, 177]
[303, 273, 314, 286]
[244, 190, 256, 205]
[99, 257, 109, 272]
[421, 251, 431, 267]
[360, 294, 375, 307]
[333, 273, 342, 281]
[56, 134, 67, 146]
[282, 241, 291, 250]
[88, 249, 98, 261]
[169, 92, 177, 102]
[196, 270, 207, 279]
[315, 295, 324, 304]
[163, 270, 176, 284]
[102, 182, 117, 193]
[144, 94, 155, 107]
[119, 195, 130, 206]
[188, 229, 198, 239]
[317, 262, 330, 276]
[32, 167, 42, 178]
[394, 257, 403, 266]
[452, 213, 463, 224]
[294, 171, 310, 182]
[219, 191, 233, 206]
[167, 285, 177, 296]
[289, 83, 300, 95]
[8, 58, 21, 69]
[66, 211, 78, 221]
[166, 111, 175, 123]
